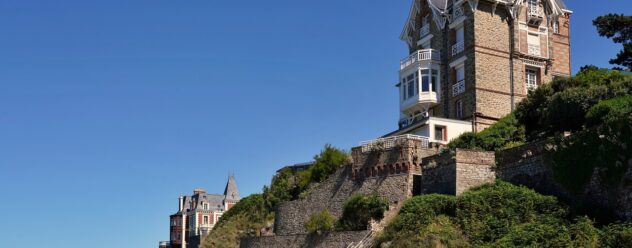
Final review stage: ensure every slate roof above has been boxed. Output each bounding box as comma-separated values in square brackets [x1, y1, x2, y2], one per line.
[224, 175, 240, 201]
[173, 176, 241, 214]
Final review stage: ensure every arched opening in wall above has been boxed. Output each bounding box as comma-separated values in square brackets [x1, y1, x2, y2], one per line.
[395, 164, 401, 174]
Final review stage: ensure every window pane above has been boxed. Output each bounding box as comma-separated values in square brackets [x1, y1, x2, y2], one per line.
[435, 127, 445, 141]
[422, 75, 429, 92]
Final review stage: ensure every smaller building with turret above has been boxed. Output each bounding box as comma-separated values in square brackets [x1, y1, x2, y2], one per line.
[160, 176, 240, 248]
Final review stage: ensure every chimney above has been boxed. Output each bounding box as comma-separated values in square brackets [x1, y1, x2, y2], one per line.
[178, 195, 184, 212]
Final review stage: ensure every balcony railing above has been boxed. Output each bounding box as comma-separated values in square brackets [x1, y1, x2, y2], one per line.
[360, 134, 429, 153]
[528, 5, 543, 18]
[527, 5, 544, 25]
[400, 49, 440, 70]
[419, 24, 430, 38]
[452, 6, 465, 23]
[452, 41, 464, 56]
[528, 44, 541, 56]
[452, 79, 465, 96]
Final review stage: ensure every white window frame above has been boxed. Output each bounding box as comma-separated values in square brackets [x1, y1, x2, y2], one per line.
[203, 215, 209, 224]
[526, 67, 538, 91]
[553, 21, 560, 34]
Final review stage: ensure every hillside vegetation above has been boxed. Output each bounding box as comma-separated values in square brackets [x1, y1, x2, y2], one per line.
[376, 181, 632, 247]
[200, 145, 348, 248]
[449, 68, 632, 193]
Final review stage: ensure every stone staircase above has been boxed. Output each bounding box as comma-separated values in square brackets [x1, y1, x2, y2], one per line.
[346, 201, 404, 248]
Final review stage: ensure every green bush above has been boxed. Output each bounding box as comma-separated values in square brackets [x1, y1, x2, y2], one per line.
[456, 181, 567, 244]
[550, 112, 632, 192]
[601, 223, 632, 247]
[304, 209, 335, 234]
[377, 194, 457, 246]
[515, 67, 632, 140]
[448, 114, 525, 151]
[586, 95, 632, 126]
[303, 144, 348, 187]
[376, 181, 622, 247]
[336, 194, 389, 231]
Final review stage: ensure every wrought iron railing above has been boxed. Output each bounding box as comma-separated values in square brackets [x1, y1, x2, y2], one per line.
[452, 79, 465, 96]
[452, 41, 465, 56]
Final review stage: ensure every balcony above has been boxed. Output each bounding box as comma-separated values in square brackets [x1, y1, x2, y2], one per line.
[527, 5, 543, 25]
[452, 41, 464, 56]
[400, 49, 440, 71]
[419, 24, 430, 39]
[452, 79, 465, 96]
[401, 91, 439, 112]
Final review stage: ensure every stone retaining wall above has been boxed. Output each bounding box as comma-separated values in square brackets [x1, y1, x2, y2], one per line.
[274, 166, 410, 235]
[240, 231, 369, 248]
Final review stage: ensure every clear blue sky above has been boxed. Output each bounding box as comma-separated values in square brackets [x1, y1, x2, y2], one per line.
[0, 1, 629, 247]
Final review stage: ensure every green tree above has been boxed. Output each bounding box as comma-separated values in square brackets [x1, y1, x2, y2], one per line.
[299, 144, 348, 189]
[593, 14, 632, 70]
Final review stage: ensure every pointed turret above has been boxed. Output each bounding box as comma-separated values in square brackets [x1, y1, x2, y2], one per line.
[223, 175, 240, 201]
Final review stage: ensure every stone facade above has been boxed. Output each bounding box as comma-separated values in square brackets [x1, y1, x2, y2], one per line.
[398, 0, 572, 131]
[495, 140, 632, 221]
[240, 231, 369, 248]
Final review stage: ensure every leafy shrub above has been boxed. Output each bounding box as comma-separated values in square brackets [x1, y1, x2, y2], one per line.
[448, 114, 525, 151]
[376, 181, 620, 247]
[302, 144, 348, 187]
[456, 181, 567, 244]
[336, 194, 388, 231]
[377, 194, 456, 246]
[601, 223, 632, 247]
[586, 95, 632, 126]
[515, 67, 632, 140]
[304, 209, 335, 234]
[550, 112, 632, 192]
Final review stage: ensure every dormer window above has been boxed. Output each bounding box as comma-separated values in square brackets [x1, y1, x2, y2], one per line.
[203, 203, 209, 210]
